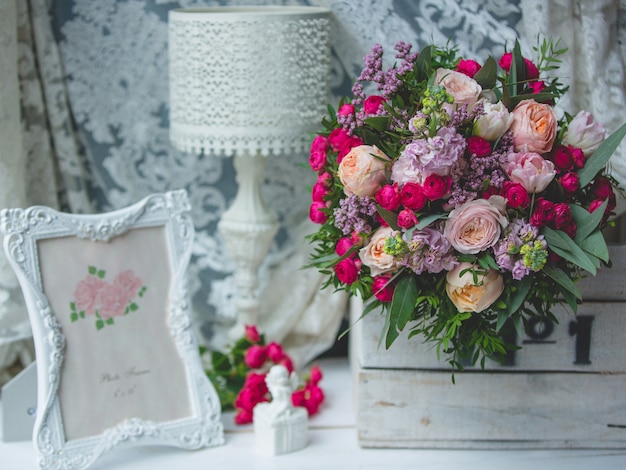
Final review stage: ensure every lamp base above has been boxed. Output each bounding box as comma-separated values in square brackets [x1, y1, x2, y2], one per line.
[218, 153, 279, 339]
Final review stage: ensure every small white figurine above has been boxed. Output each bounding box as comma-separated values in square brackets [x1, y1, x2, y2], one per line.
[253, 364, 308, 456]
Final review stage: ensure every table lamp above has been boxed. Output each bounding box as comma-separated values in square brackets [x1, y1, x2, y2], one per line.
[168, 7, 331, 336]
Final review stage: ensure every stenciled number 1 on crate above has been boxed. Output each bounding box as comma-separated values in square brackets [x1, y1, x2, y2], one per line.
[305, 37, 626, 448]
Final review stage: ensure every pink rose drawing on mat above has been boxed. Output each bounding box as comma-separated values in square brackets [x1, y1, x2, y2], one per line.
[69, 266, 147, 330]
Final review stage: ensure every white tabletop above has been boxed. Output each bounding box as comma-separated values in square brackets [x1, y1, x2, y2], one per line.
[2, 357, 625, 469]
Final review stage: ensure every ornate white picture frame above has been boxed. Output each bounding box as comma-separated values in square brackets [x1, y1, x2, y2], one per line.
[0, 190, 224, 469]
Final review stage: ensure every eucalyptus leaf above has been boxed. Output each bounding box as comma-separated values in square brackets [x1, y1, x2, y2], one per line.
[376, 205, 400, 231]
[543, 227, 597, 275]
[386, 275, 418, 349]
[578, 122, 626, 188]
[570, 201, 607, 243]
[543, 265, 582, 300]
[579, 230, 610, 263]
[364, 116, 391, 132]
[416, 213, 446, 229]
[414, 45, 432, 82]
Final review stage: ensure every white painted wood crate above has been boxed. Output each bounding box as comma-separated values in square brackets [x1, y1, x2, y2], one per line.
[349, 245, 626, 449]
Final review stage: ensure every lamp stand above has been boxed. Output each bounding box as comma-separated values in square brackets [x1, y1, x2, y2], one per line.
[218, 152, 279, 339]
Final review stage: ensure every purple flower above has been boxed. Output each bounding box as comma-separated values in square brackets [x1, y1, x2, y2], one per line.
[333, 195, 378, 235]
[400, 226, 458, 274]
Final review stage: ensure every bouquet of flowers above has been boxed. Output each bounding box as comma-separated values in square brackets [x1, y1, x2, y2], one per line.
[307, 39, 626, 369]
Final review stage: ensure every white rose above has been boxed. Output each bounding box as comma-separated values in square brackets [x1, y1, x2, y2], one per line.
[446, 262, 504, 313]
[474, 100, 514, 141]
[359, 226, 397, 276]
[435, 68, 482, 108]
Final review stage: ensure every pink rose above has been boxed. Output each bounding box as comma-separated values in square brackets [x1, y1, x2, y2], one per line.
[435, 68, 482, 108]
[363, 95, 385, 114]
[559, 172, 580, 195]
[444, 196, 508, 254]
[422, 174, 452, 201]
[338, 103, 355, 117]
[510, 99, 558, 154]
[338, 145, 390, 197]
[244, 324, 261, 343]
[309, 150, 327, 172]
[113, 270, 142, 303]
[503, 151, 556, 193]
[328, 128, 350, 152]
[334, 258, 360, 285]
[400, 182, 427, 210]
[309, 201, 328, 224]
[266, 342, 286, 363]
[74, 275, 105, 315]
[311, 182, 329, 202]
[97, 283, 127, 319]
[317, 171, 332, 188]
[359, 226, 397, 276]
[501, 181, 530, 209]
[446, 262, 504, 313]
[375, 184, 401, 211]
[335, 237, 356, 257]
[562, 110, 606, 157]
[466, 136, 492, 158]
[397, 209, 418, 229]
[456, 59, 481, 78]
[244, 345, 267, 369]
[372, 275, 395, 302]
[310, 135, 328, 154]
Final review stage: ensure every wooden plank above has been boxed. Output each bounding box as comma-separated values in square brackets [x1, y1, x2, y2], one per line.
[351, 297, 626, 373]
[356, 367, 626, 449]
[578, 245, 626, 301]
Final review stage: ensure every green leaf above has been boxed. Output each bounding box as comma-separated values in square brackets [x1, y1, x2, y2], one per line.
[95, 319, 105, 330]
[79, 311, 85, 319]
[508, 275, 532, 315]
[376, 205, 400, 231]
[578, 122, 626, 188]
[364, 116, 391, 132]
[543, 227, 597, 275]
[508, 40, 525, 97]
[386, 275, 418, 349]
[414, 45, 432, 82]
[105, 318, 114, 325]
[70, 312, 78, 322]
[129, 302, 138, 312]
[88, 266, 97, 275]
[543, 265, 582, 300]
[416, 213, 446, 229]
[211, 351, 232, 373]
[579, 230, 609, 263]
[571, 202, 607, 243]
[473, 56, 497, 89]
[561, 287, 579, 313]
[97, 270, 106, 279]
[70, 302, 76, 312]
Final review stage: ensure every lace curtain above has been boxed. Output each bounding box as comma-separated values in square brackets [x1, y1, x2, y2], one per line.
[1, 0, 624, 381]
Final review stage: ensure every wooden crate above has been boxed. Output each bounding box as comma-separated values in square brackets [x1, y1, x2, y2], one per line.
[350, 245, 626, 449]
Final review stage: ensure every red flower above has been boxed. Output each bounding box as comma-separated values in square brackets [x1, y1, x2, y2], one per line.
[498, 52, 512, 71]
[530, 197, 555, 227]
[328, 128, 350, 152]
[309, 201, 328, 224]
[244, 344, 267, 369]
[311, 182, 329, 202]
[244, 324, 261, 343]
[456, 58, 482, 78]
[400, 182, 427, 210]
[309, 365, 323, 385]
[317, 171, 332, 188]
[372, 275, 395, 302]
[553, 203, 574, 233]
[234, 409, 253, 425]
[571, 146, 585, 169]
[278, 355, 295, 374]
[338, 103, 355, 117]
[466, 136, 492, 157]
[310, 135, 328, 154]
[375, 184, 401, 211]
[335, 237, 356, 257]
[266, 342, 286, 363]
[309, 150, 327, 172]
[551, 145, 574, 173]
[292, 382, 325, 416]
[337, 135, 365, 163]
[334, 257, 360, 285]
[422, 174, 452, 201]
[592, 177, 615, 202]
[397, 209, 418, 229]
[559, 172, 580, 195]
[524, 58, 540, 80]
[529, 80, 546, 94]
[501, 181, 530, 209]
[363, 95, 385, 114]
[482, 185, 499, 199]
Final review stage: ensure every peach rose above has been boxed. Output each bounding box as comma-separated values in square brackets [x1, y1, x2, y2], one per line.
[510, 99, 557, 154]
[503, 151, 556, 193]
[446, 262, 504, 313]
[338, 145, 390, 197]
[444, 196, 508, 254]
[359, 226, 397, 276]
[435, 68, 482, 107]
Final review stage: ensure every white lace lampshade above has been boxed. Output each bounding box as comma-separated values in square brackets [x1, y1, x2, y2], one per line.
[168, 7, 331, 334]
